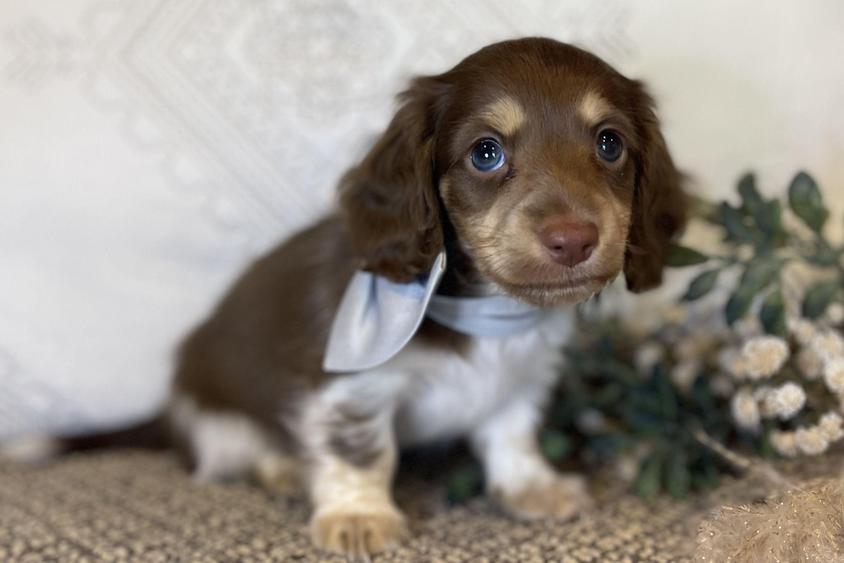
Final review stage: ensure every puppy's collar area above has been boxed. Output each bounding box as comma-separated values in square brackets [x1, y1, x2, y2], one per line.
[322, 251, 549, 372]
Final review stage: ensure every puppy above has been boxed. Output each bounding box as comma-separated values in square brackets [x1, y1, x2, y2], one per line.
[171, 37, 685, 557]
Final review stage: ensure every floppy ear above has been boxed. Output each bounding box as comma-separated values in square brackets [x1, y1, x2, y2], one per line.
[624, 84, 687, 292]
[339, 76, 449, 283]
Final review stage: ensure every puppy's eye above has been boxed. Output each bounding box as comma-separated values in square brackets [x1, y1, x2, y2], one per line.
[470, 139, 505, 172]
[596, 129, 624, 163]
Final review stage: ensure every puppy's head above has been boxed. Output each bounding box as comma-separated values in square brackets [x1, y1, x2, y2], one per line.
[340, 38, 686, 306]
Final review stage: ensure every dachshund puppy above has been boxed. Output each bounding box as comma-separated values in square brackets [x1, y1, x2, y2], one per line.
[171, 37, 685, 557]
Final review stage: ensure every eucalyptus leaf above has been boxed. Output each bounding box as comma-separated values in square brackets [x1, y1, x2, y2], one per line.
[666, 450, 691, 498]
[756, 200, 783, 239]
[802, 280, 840, 319]
[788, 171, 828, 232]
[682, 269, 720, 301]
[696, 452, 720, 490]
[446, 464, 484, 504]
[666, 244, 709, 267]
[636, 452, 663, 498]
[540, 429, 571, 462]
[739, 258, 783, 294]
[737, 173, 763, 214]
[759, 290, 786, 336]
[719, 202, 755, 243]
[725, 288, 754, 325]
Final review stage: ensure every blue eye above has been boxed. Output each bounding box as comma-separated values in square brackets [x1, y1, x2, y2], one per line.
[596, 129, 624, 162]
[470, 139, 505, 172]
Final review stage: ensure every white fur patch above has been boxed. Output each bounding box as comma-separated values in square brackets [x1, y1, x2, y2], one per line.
[308, 309, 573, 449]
[0, 433, 62, 463]
[469, 393, 557, 496]
[169, 396, 280, 482]
[393, 309, 572, 446]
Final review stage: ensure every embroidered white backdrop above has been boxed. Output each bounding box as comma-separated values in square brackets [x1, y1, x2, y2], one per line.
[1, 0, 843, 437]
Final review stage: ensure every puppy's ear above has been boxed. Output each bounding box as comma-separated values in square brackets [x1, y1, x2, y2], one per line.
[624, 83, 687, 292]
[339, 76, 449, 282]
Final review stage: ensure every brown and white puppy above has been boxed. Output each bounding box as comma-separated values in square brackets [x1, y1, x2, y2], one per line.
[171, 38, 685, 557]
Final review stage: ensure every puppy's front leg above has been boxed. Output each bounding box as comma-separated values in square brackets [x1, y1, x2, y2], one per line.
[471, 393, 593, 520]
[302, 379, 407, 557]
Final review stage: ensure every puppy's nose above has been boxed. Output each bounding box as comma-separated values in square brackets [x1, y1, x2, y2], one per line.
[539, 219, 599, 267]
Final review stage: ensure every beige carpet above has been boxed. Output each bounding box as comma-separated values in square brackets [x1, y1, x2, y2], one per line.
[0, 449, 821, 563]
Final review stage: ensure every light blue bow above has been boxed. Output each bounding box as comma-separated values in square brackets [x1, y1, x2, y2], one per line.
[322, 251, 548, 372]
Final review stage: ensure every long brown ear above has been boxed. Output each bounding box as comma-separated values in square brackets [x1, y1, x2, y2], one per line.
[624, 83, 687, 292]
[339, 76, 449, 283]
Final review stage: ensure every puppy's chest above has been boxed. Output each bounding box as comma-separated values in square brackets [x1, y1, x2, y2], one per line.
[392, 313, 572, 445]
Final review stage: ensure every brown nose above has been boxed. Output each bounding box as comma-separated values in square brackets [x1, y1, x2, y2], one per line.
[539, 219, 599, 267]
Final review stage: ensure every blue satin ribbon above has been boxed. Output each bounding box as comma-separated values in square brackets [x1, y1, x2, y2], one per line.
[322, 251, 548, 372]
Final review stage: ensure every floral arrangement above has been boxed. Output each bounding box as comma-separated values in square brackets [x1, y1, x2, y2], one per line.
[447, 171, 844, 502]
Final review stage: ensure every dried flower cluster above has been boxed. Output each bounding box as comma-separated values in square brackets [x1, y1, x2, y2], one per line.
[664, 171, 844, 462]
[721, 321, 844, 457]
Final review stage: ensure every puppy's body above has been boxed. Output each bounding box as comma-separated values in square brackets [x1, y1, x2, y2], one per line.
[167, 38, 685, 557]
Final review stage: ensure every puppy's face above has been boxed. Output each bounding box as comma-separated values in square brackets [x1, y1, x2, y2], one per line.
[438, 69, 641, 305]
[341, 39, 685, 305]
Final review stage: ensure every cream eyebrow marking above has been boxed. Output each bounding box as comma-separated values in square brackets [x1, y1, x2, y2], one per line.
[478, 97, 526, 136]
[577, 90, 614, 125]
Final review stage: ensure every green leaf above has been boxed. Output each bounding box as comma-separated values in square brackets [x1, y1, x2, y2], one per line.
[636, 452, 663, 498]
[788, 171, 828, 232]
[739, 258, 783, 294]
[539, 429, 571, 462]
[666, 244, 709, 267]
[654, 365, 679, 421]
[682, 269, 720, 301]
[719, 202, 755, 243]
[694, 451, 721, 491]
[759, 290, 786, 336]
[802, 280, 840, 319]
[666, 450, 691, 498]
[756, 200, 783, 238]
[725, 288, 754, 325]
[737, 173, 763, 214]
[446, 464, 484, 504]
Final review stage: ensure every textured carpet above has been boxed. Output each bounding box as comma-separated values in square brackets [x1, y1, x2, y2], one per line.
[0, 449, 817, 563]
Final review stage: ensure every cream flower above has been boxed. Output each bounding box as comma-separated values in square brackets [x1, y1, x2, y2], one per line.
[795, 426, 829, 456]
[787, 318, 817, 346]
[662, 305, 688, 325]
[818, 412, 844, 442]
[755, 385, 780, 419]
[676, 333, 718, 362]
[670, 360, 699, 393]
[709, 374, 735, 397]
[718, 348, 748, 380]
[753, 385, 773, 409]
[734, 317, 763, 340]
[825, 303, 844, 325]
[823, 358, 844, 394]
[810, 330, 844, 363]
[762, 382, 806, 420]
[740, 336, 789, 380]
[731, 388, 760, 433]
[576, 409, 607, 434]
[795, 348, 823, 380]
[769, 430, 798, 457]
[634, 341, 664, 376]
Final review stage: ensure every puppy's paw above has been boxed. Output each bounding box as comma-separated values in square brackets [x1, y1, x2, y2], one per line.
[310, 506, 407, 558]
[493, 473, 593, 521]
[254, 454, 300, 496]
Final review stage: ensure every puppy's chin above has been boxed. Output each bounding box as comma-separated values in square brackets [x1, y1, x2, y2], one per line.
[494, 277, 610, 307]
